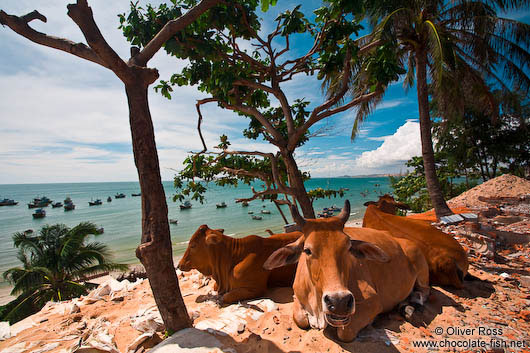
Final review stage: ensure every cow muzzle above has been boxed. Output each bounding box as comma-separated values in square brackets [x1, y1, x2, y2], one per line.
[177, 260, 190, 272]
[322, 291, 355, 327]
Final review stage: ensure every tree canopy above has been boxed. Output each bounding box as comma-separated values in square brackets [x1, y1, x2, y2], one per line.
[120, 1, 403, 218]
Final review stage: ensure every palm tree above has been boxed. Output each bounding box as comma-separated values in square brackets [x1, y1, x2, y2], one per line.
[2, 222, 127, 323]
[329, 0, 530, 218]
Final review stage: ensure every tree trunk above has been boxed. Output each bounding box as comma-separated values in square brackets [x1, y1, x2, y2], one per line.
[415, 48, 453, 219]
[282, 151, 315, 219]
[126, 82, 191, 333]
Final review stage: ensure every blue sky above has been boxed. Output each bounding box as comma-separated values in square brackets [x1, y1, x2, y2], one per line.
[0, 1, 527, 184]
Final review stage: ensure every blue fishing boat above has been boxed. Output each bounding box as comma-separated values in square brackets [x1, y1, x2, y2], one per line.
[0, 198, 18, 206]
[32, 208, 46, 218]
[89, 199, 102, 206]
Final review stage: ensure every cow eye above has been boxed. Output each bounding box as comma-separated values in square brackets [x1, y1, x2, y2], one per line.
[303, 248, 312, 256]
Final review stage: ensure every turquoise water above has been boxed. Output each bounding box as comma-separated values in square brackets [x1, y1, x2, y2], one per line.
[0, 178, 391, 284]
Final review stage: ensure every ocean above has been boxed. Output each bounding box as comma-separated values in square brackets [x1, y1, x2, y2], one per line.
[0, 177, 391, 296]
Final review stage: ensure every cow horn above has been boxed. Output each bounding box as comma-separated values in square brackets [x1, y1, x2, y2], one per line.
[290, 204, 306, 228]
[338, 200, 351, 224]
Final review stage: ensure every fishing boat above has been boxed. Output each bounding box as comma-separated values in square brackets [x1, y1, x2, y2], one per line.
[131, 193, 141, 197]
[115, 193, 126, 199]
[180, 201, 192, 210]
[261, 209, 271, 214]
[216, 201, 227, 208]
[32, 208, 46, 219]
[251, 215, 263, 220]
[317, 210, 334, 218]
[0, 198, 18, 206]
[329, 205, 341, 212]
[52, 202, 63, 208]
[248, 211, 254, 214]
[169, 219, 179, 225]
[64, 203, 75, 211]
[107, 196, 112, 202]
[64, 196, 72, 204]
[28, 196, 52, 208]
[89, 199, 102, 206]
[241, 201, 249, 207]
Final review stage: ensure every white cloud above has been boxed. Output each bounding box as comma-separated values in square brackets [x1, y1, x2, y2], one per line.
[366, 135, 391, 142]
[355, 120, 421, 169]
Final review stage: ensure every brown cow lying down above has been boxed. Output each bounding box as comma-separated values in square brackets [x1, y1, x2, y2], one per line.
[177, 225, 301, 304]
[264, 201, 430, 342]
[363, 194, 469, 288]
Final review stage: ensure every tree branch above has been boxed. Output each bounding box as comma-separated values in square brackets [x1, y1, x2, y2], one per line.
[66, 0, 133, 83]
[236, 188, 289, 203]
[220, 101, 286, 146]
[0, 9, 109, 69]
[131, 0, 221, 66]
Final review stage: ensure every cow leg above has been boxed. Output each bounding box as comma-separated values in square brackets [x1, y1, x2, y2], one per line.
[222, 287, 265, 304]
[292, 297, 310, 329]
[337, 298, 382, 342]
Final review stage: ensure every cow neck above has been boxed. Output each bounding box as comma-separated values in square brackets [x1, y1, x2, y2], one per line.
[207, 235, 244, 293]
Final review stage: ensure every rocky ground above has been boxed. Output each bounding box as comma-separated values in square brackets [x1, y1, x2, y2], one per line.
[1, 175, 529, 353]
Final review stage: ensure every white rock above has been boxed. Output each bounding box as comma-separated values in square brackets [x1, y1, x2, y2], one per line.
[189, 310, 200, 321]
[69, 303, 81, 314]
[194, 302, 266, 335]
[9, 316, 38, 337]
[130, 306, 164, 333]
[247, 298, 278, 312]
[149, 328, 231, 353]
[29, 343, 60, 353]
[0, 322, 10, 341]
[126, 332, 154, 353]
[0, 342, 27, 353]
[90, 283, 111, 299]
[74, 344, 119, 353]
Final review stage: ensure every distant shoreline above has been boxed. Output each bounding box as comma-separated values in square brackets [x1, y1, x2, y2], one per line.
[0, 175, 397, 186]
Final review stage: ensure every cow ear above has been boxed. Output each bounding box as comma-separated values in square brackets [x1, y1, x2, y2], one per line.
[205, 232, 222, 245]
[263, 237, 304, 270]
[350, 240, 390, 263]
[364, 201, 376, 207]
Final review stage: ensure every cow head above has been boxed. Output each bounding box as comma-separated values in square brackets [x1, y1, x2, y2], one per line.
[264, 201, 390, 328]
[364, 194, 410, 214]
[177, 225, 225, 275]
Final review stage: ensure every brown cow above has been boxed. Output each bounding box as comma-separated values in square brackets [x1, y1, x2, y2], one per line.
[363, 194, 469, 288]
[264, 201, 430, 342]
[177, 225, 301, 304]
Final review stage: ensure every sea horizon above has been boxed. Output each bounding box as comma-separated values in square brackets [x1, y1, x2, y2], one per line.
[0, 177, 392, 302]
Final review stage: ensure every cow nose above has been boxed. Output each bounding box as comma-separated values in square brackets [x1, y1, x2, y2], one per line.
[323, 292, 354, 314]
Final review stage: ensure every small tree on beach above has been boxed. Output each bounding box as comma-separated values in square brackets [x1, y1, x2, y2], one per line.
[121, 2, 402, 219]
[323, 0, 530, 219]
[1, 222, 126, 324]
[0, 0, 249, 331]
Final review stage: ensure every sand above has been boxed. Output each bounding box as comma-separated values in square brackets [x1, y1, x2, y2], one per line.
[448, 174, 530, 208]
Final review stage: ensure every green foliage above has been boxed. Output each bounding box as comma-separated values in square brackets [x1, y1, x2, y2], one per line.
[121, 1, 405, 216]
[358, 0, 530, 122]
[390, 155, 478, 213]
[433, 90, 530, 181]
[307, 187, 346, 205]
[1, 222, 127, 324]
